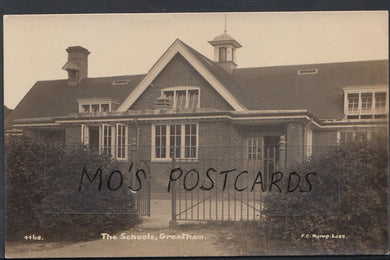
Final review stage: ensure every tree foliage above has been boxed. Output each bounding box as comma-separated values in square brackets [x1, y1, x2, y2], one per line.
[258, 129, 388, 254]
[5, 135, 139, 242]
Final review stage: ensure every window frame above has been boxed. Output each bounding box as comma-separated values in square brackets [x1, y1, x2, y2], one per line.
[219, 47, 227, 62]
[343, 88, 388, 120]
[81, 123, 128, 160]
[246, 137, 263, 161]
[151, 123, 199, 162]
[101, 124, 113, 157]
[116, 123, 128, 160]
[78, 99, 120, 113]
[161, 87, 200, 110]
[336, 130, 372, 144]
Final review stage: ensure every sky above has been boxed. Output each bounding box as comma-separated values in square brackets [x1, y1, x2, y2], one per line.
[3, 11, 388, 109]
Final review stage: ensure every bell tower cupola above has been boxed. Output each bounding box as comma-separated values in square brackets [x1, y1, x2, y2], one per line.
[208, 16, 242, 74]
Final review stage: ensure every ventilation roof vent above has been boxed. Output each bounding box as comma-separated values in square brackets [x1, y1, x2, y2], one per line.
[297, 69, 318, 75]
[112, 80, 130, 85]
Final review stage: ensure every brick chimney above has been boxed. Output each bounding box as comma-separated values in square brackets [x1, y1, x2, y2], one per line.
[62, 46, 90, 86]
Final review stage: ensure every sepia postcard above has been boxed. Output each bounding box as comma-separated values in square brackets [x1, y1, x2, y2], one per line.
[3, 12, 389, 257]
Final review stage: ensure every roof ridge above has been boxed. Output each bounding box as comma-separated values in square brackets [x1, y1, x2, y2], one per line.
[233, 59, 389, 71]
[85, 74, 147, 80]
[34, 73, 147, 84]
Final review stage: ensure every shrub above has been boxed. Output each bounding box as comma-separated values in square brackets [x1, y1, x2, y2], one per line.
[5, 135, 139, 242]
[259, 130, 388, 254]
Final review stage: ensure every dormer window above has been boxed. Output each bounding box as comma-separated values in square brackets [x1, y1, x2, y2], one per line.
[162, 87, 200, 110]
[78, 99, 119, 113]
[344, 87, 388, 119]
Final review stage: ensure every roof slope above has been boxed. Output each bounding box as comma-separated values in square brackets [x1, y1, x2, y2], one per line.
[233, 59, 388, 119]
[180, 40, 250, 109]
[7, 74, 145, 125]
[7, 38, 388, 127]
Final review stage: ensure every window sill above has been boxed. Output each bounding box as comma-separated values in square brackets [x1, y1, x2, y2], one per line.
[116, 158, 128, 161]
[151, 158, 199, 163]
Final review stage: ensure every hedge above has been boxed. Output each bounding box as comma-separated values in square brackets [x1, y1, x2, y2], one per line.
[5, 135, 139, 242]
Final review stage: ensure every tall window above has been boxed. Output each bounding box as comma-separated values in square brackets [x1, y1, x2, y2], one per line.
[170, 125, 181, 158]
[247, 138, 262, 160]
[345, 90, 387, 119]
[163, 88, 199, 109]
[153, 123, 198, 160]
[219, 47, 227, 62]
[155, 125, 167, 158]
[81, 124, 89, 145]
[102, 124, 112, 156]
[116, 124, 128, 160]
[185, 124, 197, 158]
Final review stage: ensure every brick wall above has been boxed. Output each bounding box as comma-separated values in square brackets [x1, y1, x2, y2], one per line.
[286, 122, 304, 165]
[313, 130, 338, 156]
[65, 126, 81, 145]
[128, 120, 246, 195]
[130, 53, 233, 111]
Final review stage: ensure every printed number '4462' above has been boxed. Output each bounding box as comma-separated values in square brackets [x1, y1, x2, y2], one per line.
[24, 234, 43, 240]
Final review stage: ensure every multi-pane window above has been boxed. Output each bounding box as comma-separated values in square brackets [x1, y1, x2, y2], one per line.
[345, 91, 387, 119]
[81, 123, 128, 160]
[247, 138, 262, 160]
[153, 123, 198, 160]
[185, 124, 197, 158]
[102, 124, 112, 156]
[169, 125, 181, 158]
[163, 88, 200, 109]
[361, 93, 373, 114]
[155, 125, 167, 158]
[347, 93, 359, 115]
[116, 124, 127, 160]
[338, 131, 371, 144]
[80, 103, 111, 113]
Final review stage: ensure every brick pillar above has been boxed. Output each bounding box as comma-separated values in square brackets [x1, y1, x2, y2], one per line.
[286, 122, 304, 166]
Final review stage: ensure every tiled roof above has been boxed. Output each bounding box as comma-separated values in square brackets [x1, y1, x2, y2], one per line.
[6, 74, 145, 126]
[232, 59, 388, 120]
[6, 39, 388, 127]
